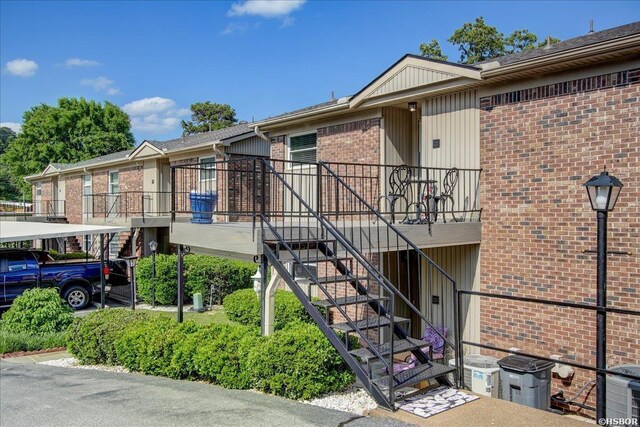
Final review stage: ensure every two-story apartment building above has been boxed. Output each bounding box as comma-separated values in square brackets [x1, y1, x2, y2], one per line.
[169, 22, 639, 410]
[24, 123, 268, 257]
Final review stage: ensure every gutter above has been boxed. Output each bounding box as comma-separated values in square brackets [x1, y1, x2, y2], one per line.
[253, 99, 350, 129]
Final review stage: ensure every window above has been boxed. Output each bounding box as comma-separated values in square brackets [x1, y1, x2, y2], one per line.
[288, 133, 317, 163]
[35, 182, 42, 197]
[108, 171, 119, 194]
[4, 253, 28, 273]
[83, 175, 92, 196]
[199, 157, 216, 181]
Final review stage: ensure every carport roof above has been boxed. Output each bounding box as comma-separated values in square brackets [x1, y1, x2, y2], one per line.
[0, 221, 129, 243]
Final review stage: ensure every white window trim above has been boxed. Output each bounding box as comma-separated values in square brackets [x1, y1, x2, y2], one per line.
[286, 131, 317, 169]
[199, 156, 217, 182]
[108, 170, 119, 194]
[35, 182, 42, 196]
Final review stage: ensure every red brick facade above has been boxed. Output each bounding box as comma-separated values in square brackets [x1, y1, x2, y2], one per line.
[65, 175, 83, 224]
[479, 70, 640, 409]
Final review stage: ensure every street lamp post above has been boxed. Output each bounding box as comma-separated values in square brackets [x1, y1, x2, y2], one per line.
[124, 256, 139, 311]
[149, 240, 158, 308]
[583, 170, 623, 423]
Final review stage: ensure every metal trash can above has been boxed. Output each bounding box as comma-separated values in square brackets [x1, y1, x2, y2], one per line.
[498, 355, 555, 410]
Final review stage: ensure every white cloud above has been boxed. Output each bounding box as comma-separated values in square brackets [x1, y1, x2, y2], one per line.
[5, 59, 38, 77]
[122, 97, 190, 134]
[0, 122, 21, 133]
[228, 0, 305, 18]
[64, 58, 101, 68]
[80, 76, 121, 95]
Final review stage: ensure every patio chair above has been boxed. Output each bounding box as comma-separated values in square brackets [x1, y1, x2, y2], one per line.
[439, 168, 464, 223]
[422, 324, 448, 361]
[377, 165, 413, 223]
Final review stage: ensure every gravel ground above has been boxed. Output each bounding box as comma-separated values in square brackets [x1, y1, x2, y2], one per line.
[38, 357, 129, 373]
[37, 358, 378, 415]
[302, 387, 378, 415]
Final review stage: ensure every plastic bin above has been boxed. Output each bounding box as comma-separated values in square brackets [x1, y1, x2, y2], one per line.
[498, 355, 555, 410]
[189, 191, 217, 224]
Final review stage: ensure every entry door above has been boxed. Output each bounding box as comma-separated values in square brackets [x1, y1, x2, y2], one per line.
[107, 171, 120, 218]
[34, 182, 42, 215]
[83, 174, 93, 219]
[159, 161, 171, 214]
[51, 177, 59, 215]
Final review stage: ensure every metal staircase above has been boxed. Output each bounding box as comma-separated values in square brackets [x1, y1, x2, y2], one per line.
[259, 159, 460, 410]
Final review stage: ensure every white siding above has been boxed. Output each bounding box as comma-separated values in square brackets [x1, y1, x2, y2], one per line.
[226, 136, 270, 157]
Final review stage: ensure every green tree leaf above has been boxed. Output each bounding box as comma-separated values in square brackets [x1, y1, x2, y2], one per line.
[181, 101, 237, 136]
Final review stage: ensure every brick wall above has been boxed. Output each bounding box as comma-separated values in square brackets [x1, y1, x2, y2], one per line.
[65, 175, 83, 224]
[479, 69, 640, 411]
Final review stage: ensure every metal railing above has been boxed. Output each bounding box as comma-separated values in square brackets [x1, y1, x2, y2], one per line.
[30, 200, 66, 218]
[85, 191, 171, 221]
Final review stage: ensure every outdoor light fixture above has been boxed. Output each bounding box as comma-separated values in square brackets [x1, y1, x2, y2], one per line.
[408, 102, 417, 112]
[584, 170, 623, 211]
[583, 169, 623, 423]
[148, 240, 158, 308]
[123, 255, 139, 310]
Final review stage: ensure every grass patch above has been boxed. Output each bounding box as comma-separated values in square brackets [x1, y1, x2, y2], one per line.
[136, 308, 231, 326]
[0, 330, 67, 354]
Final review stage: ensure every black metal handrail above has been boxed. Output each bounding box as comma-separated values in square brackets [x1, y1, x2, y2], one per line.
[458, 289, 640, 383]
[320, 162, 461, 379]
[29, 200, 65, 217]
[86, 191, 172, 220]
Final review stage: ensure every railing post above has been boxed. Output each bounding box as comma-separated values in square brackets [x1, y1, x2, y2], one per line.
[260, 159, 266, 220]
[454, 283, 464, 389]
[171, 166, 176, 222]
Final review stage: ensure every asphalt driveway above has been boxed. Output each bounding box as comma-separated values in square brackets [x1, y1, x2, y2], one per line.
[0, 361, 408, 427]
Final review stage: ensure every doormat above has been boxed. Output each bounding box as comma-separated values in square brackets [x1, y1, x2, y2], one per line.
[396, 386, 480, 419]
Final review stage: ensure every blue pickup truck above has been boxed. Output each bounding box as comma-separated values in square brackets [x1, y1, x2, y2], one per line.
[0, 249, 126, 310]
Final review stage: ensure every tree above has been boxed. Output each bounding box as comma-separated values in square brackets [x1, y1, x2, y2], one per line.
[0, 127, 21, 201]
[537, 36, 561, 48]
[419, 17, 560, 64]
[419, 39, 448, 61]
[505, 29, 539, 54]
[448, 17, 506, 64]
[3, 98, 134, 198]
[181, 102, 237, 136]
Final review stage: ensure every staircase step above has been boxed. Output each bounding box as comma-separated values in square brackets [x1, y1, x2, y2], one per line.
[372, 363, 457, 390]
[330, 316, 409, 333]
[316, 275, 368, 284]
[294, 254, 351, 263]
[271, 240, 336, 250]
[312, 294, 388, 308]
[349, 338, 428, 363]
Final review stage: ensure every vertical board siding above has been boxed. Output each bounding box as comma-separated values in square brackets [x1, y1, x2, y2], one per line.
[370, 67, 456, 98]
[383, 107, 415, 215]
[422, 90, 479, 169]
[226, 136, 271, 157]
[422, 244, 480, 354]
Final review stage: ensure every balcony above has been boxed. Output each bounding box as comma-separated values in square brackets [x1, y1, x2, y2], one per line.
[29, 200, 66, 221]
[84, 191, 171, 227]
[169, 158, 482, 259]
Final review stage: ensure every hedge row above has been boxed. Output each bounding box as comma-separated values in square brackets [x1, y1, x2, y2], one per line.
[66, 309, 355, 399]
[135, 254, 256, 305]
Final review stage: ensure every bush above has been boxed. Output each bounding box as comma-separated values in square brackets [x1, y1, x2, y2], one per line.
[48, 250, 94, 260]
[1, 288, 74, 335]
[248, 322, 355, 399]
[66, 309, 150, 365]
[223, 289, 315, 330]
[114, 318, 199, 376]
[192, 323, 259, 389]
[135, 254, 255, 305]
[0, 329, 67, 354]
[167, 324, 221, 379]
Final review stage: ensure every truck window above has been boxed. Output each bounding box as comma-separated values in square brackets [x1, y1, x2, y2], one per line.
[6, 253, 28, 272]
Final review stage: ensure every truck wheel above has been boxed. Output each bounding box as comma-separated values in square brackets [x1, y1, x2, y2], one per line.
[64, 286, 90, 310]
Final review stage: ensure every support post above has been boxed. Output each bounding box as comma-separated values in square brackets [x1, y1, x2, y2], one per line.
[99, 233, 106, 309]
[596, 210, 607, 422]
[259, 254, 268, 335]
[177, 244, 185, 323]
[151, 250, 156, 308]
[262, 266, 280, 336]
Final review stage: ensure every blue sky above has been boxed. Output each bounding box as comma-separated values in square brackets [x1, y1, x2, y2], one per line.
[1, 1, 638, 144]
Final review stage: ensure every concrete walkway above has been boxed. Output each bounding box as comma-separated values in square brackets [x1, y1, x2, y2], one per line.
[0, 360, 408, 427]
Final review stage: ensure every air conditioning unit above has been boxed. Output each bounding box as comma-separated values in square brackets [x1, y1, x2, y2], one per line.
[449, 354, 501, 398]
[606, 364, 640, 423]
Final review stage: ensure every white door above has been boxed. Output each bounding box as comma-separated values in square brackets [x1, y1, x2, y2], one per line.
[83, 175, 92, 220]
[34, 182, 42, 215]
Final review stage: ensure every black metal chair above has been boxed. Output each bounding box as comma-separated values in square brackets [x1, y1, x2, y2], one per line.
[378, 165, 412, 223]
[439, 167, 462, 223]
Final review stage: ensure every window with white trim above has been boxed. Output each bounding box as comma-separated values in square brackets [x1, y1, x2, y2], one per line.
[288, 133, 317, 163]
[199, 157, 216, 181]
[35, 182, 42, 197]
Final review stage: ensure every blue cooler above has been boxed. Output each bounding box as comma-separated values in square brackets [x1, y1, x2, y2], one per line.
[190, 191, 217, 224]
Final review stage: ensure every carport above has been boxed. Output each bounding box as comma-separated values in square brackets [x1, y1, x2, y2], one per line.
[0, 220, 129, 308]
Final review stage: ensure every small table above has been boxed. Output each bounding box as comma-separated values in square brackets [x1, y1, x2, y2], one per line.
[407, 179, 439, 224]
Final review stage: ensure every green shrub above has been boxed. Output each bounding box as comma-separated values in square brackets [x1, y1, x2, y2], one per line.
[192, 323, 259, 389]
[135, 254, 178, 305]
[66, 309, 150, 364]
[223, 289, 315, 330]
[135, 254, 255, 305]
[1, 288, 74, 335]
[0, 329, 67, 354]
[167, 324, 222, 379]
[248, 322, 355, 399]
[48, 250, 94, 260]
[114, 318, 199, 376]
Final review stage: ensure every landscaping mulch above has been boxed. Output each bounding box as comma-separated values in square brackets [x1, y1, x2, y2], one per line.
[1, 347, 66, 359]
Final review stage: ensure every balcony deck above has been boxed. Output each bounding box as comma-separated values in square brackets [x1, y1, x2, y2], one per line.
[170, 219, 481, 261]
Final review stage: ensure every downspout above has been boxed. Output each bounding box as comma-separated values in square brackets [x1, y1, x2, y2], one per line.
[254, 126, 269, 141]
[212, 142, 230, 222]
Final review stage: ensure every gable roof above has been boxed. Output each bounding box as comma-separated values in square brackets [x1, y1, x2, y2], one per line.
[146, 123, 253, 152]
